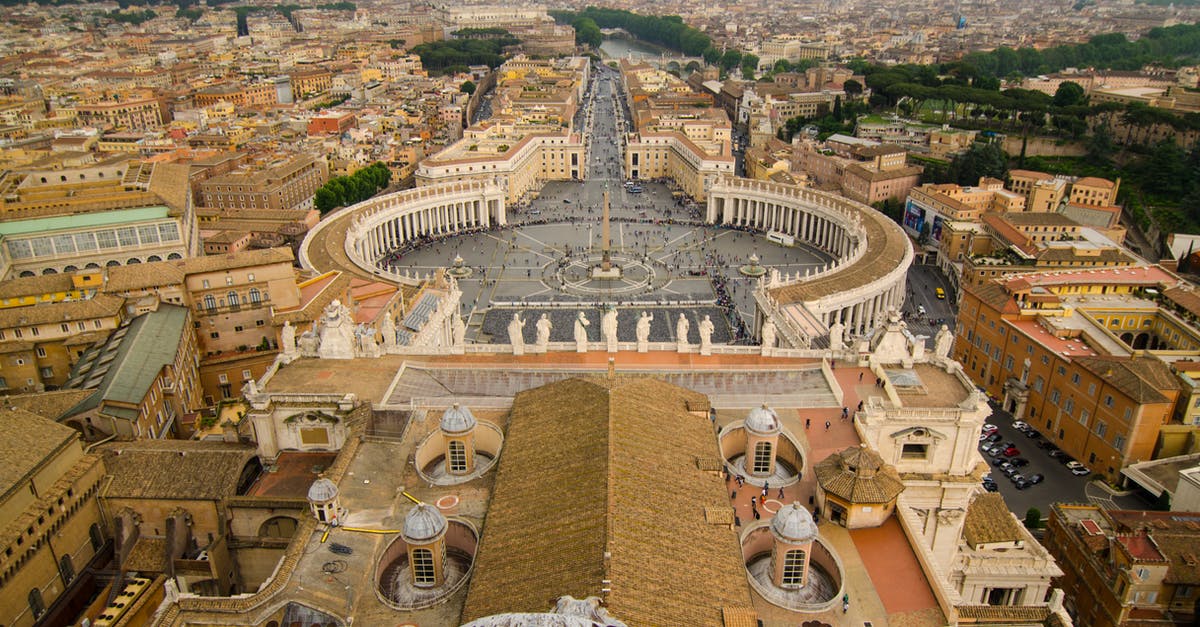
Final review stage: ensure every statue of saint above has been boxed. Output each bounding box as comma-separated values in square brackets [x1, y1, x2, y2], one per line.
[536, 313, 553, 348]
[380, 312, 396, 348]
[452, 313, 466, 345]
[574, 311, 590, 352]
[281, 320, 297, 355]
[636, 311, 653, 343]
[508, 313, 526, 354]
[676, 313, 690, 344]
[761, 319, 776, 349]
[934, 324, 954, 358]
[698, 315, 714, 351]
[829, 320, 845, 350]
[601, 308, 619, 351]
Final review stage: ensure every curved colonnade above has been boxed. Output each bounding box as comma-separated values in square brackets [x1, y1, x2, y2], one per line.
[707, 178, 912, 347]
[299, 180, 507, 283]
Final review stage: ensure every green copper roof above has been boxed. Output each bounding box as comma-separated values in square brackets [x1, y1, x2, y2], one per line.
[0, 206, 170, 237]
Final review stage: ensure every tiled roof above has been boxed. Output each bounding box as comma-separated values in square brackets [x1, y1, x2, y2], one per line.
[104, 262, 186, 292]
[0, 293, 124, 328]
[100, 439, 257, 500]
[0, 273, 75, 299]
[1073, 356, 1178, 404]
[462, 376, 754, 626]
[956, 605, 1052, 621]
[1163, 286, 1200, 319]
[66, 305, 189, 410]
[0, 406, 78, 500]
[963, 493, 1024, 546]
[4, 389, 98, 421]
[813, 445, 904, 504]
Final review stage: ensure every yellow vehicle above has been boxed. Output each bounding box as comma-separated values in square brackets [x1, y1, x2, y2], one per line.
[936, 287, 946, 299]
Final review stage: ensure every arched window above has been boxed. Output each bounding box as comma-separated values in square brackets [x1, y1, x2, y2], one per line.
[248, 288, 261, 304]
[227, 291, 240, 308]
[147, 255, 161, 262]
[59, 554, 74, 584]
[753, 441, 772, 474]
[411, 548, 435, 585]
[167, 253, 182, 260]
[89, 523, 104, 550]
[781, 549, 805, 587]
[258, 516, 298, 538]
[448, 440, 467, 473]
[28, 588, 45, 619]
[204, 295, 217, 311]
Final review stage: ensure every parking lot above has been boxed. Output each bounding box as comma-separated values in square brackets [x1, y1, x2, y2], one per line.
[980, 401, 1148, 520]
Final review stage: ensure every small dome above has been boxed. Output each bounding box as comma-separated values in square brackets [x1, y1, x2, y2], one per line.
[745, 403, 781, 435]
[440, 403, 477, 434]
[307, 477, 339, 502]
[404, 503, 447, 543]
[771, 502, 818, 543]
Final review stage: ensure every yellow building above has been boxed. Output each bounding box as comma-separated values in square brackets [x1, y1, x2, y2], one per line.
[0, 406, 108, 627]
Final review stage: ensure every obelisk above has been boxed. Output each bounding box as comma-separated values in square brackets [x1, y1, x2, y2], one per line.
[601, 185, 612, 271]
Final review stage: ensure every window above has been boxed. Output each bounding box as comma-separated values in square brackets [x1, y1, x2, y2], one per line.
[1114, 434, 1126, 450]
[30, 326, 38, 337]
[412, 548, 436, 585]
[1004, 355, 1014, 370]
[753, 442, 773, 474]
[1124, 407, 1133, 420]
[242, 369, 252, 380]
[40, 367, 53, 379]
[1088, 383, 1096, 396]
[248, 273, 255, 282]
[59, 554, 74, 584]
[36, 347, 46, 358]
[249, 288, 261, 304]
[218, 373, 228, 384]
[28, 588, 45, 619]
[228, 291, 240, 308]
[1080, 409, 1089, 426]
[1050, 389, 1060, 404]
[1071, 373, 1080, 385]
[901, 443, 928, 459]
[210, 332, 220, 339]
[225, 276, 234, 286]
[781, 549, 806, 587]
[448, 440, 467, 472]
[202, 279, 210, 289]
[1096, 421, 1107, 437]
[1057, 366, 1066, 376]
[1033, 376, 1044, 393]
[1104, 395, 1114, 408]
[61, 323, 69, 332]
[77, 322, 86, 331]
[204, 295, 217, 311]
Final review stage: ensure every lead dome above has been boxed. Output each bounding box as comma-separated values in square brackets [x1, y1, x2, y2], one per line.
[771, 502, 818, 543]
[403, 503, 448, 543]
[307, 477, 339, 502]
[745, 403, 781, 435]
[440, 403, 477, 434]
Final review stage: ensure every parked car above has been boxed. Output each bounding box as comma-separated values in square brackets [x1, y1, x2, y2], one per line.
[1003, 466, 1021, 478]
[1028, 473, 1045, 484]
[1015, 477, 1032, 490]
[1010, 457, 1030, 467]
[987, 446, 1005, 457]
[1059, 456, 1078, 466]
[1012, 421, 1029, 431]
[982, 482, 999, 492]
[982, 423, 999, 434]
[1008, 472, 1025, 483]
[991, 456, 1009, 467]
[986, 432, 1003, 443]
[1071, 466, 1092, 476]
[1003, 446, 1021, 457]
[1025, 429, 1042, 440]
[1047, 448, 1066, 459]
[936, 287, 946, 299]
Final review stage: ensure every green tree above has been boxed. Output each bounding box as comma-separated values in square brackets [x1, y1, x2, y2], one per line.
[843, 79, 863, 98]
[460, 80, 477, 95]
[572, 17, 602, 48]
[1053, 81, 1087, 107]
[314, 187, 339, 214]
[1024, 507, 1042, 529]
[947, 142, 1008, 185]
[702, 47, 721, 66]
[719, 49, 742, 72]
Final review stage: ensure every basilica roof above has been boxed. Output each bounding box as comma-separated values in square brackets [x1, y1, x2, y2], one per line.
[462, 376, 754, 626]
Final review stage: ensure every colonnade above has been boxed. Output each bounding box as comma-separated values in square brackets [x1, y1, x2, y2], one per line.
[707, 178, 913, 347]
[342, 181, 507, 274]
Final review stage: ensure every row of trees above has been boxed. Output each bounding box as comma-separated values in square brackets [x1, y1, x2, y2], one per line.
[963, 24, 1200, 78]
[314, 162, 392, 214]
[411, 35, 519, 75]
[550, 8, 712, 56]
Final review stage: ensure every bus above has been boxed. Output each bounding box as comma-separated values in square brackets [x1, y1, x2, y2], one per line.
[766, 231, 795, 247]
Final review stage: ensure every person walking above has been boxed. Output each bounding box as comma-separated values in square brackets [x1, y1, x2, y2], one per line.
[825, 420, 831, 430]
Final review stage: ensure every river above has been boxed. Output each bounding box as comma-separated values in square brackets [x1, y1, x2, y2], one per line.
[599, 37, 684, 66]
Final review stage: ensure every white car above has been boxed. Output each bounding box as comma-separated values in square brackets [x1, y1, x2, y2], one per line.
[1012, 421, 1029, 431]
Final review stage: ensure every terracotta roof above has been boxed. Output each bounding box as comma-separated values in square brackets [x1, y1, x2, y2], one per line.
[1163, 286, 1200, 319]
[462, 376, 754, 626]
[1151, 534, 1200, 585]
[956, 605, 1052, 621]
[0, 273, 75, 299]
[0, 406, 78, 500]
[0, 293, 124, 328]
[104, 262, 186, 292]
[814, 445, 904, 504]
[4, 389, 98, 420]
[124, 536, 168, 573]
[963, 493, 1024, 546]
[1073, 356, 1178, 404]
[1075, 176, 1115, 189]
[100, 439, 257, 500]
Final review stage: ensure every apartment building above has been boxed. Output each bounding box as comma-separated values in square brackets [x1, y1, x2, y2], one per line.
[955, 266, 1196, 482]
[195, 153, 328, 212]
[0, 409, 108, 627]
[63, 304, 203, 441]
[1045, 504, 1200, 626]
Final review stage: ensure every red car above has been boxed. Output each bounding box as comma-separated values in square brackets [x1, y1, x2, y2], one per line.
[1003, 446, 1021, 457]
